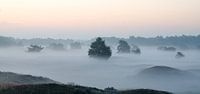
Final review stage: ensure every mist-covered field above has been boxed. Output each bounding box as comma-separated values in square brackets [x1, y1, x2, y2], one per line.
[0, 46, 200, 93]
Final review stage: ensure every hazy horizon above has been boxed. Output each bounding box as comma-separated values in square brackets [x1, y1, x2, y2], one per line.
[0, 0, 200, 39]
[1, 33, 200, 40]
[1, 1, 200, 94]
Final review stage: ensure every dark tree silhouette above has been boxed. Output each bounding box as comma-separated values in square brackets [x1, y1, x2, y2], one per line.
[131, 45, 141, 54]
[88, 37, 112, 59]
[117, 40, 130, 53]
[28, 45, 44, 52]
[176, 52, 185, 58]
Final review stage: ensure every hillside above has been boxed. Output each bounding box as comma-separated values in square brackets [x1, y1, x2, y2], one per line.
[0, 71, 57, 85]
[0, 84, 172, 94]
[136, 66, 192, 78]
[132, 66, 200, 92]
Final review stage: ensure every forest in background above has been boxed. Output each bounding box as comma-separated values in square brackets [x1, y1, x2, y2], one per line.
[0, 35, 200, 49]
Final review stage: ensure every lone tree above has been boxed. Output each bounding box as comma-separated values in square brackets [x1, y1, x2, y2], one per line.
[131, 45, 141, 54]
[28, 45, 44, 52]
[117, 40, 130, 53]
[176, 52, 185, 58]
[88, 37, 112, 59]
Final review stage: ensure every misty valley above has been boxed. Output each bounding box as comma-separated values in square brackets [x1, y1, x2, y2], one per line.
[0, 36, 200, 94]
[1, 0, 200, 93]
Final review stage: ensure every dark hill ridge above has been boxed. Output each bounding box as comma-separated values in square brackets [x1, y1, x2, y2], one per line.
[0, 84, 172, 94]
[0, 71, 57, 85]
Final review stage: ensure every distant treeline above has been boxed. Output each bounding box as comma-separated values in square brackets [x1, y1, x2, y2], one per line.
[0, 35, 200, 49]
[0, 36, 20, 47]
[0, 36, 74, 47]
[95, 35, 200, 49]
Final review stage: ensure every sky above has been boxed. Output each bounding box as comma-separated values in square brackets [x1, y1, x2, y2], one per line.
[0, 0, 200, 39]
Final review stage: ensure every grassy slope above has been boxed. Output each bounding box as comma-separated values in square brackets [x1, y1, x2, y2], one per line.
[0, 84, 172, 94]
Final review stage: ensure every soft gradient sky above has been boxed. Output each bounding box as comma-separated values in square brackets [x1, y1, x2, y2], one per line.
[0, 0, 200, 39]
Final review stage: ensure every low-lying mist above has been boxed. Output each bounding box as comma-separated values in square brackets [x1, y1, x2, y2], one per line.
[0, 46, 200, 93]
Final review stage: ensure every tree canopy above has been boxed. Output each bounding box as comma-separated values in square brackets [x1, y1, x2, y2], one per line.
[117, 40, 130, 53]
[28, 45, 44, 52]
[88, 37, 112, 59]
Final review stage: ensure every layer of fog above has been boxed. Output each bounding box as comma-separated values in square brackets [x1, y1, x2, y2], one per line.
[0, 47, 200, 93]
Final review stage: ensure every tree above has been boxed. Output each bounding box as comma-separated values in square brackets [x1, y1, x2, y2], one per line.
[176, 52, 185, 58]
[28, 45, 44, 52]
[117, 40, 130, 53]
[131, 45, 141, 54]
[88, 37, 112, 59]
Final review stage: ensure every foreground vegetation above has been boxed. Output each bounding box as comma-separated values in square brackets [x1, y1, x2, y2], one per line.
[0, 84, 172, 94]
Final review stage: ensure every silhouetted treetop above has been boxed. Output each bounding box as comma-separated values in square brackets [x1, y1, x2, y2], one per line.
[117, 40, 130, 53]
[88, 37, 112, 59]
[176, 52, 185, 58]
[27, 45, 44, 52]
[131, 45, 141, 54]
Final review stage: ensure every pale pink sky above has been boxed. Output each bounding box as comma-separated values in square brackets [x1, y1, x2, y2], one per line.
[0, 0, 200, 39]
